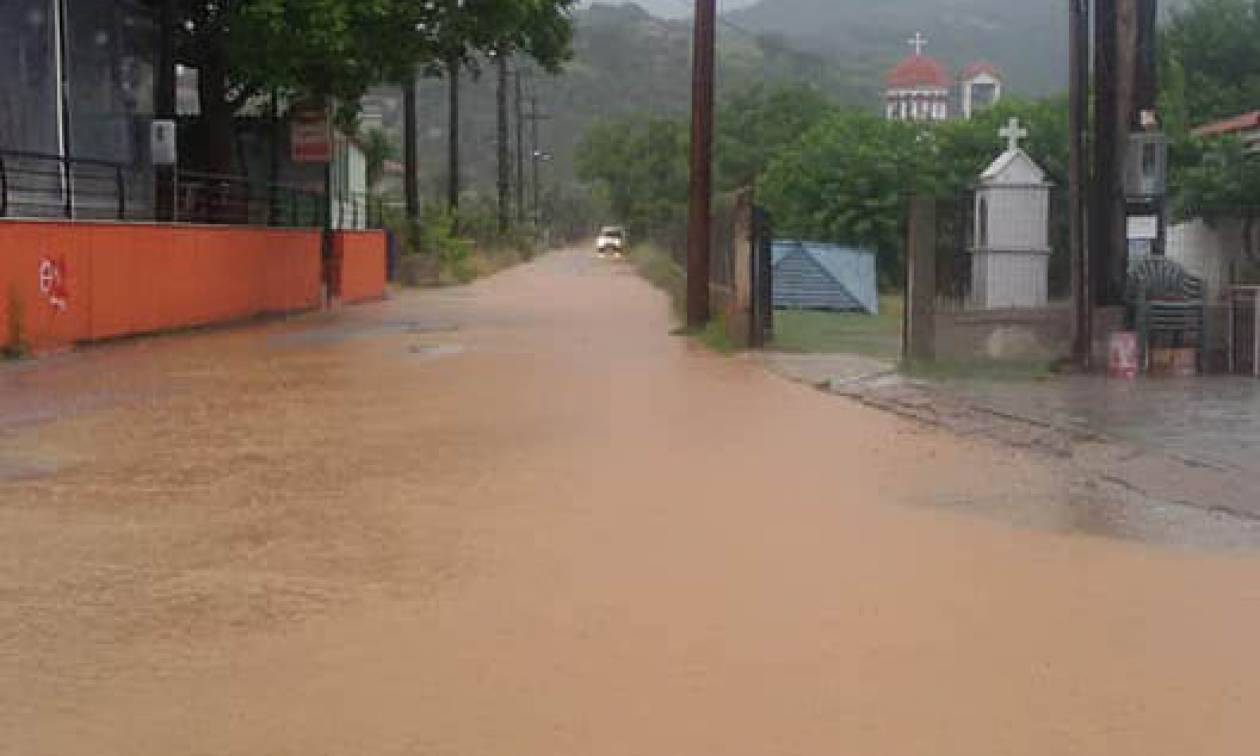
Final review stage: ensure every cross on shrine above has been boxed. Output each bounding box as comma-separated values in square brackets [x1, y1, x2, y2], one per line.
[908, 32, 927, 56]
[999, 117, 1028, 152]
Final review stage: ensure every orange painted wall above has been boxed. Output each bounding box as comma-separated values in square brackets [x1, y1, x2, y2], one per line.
[331, 230, 387, 304]
[0, 221, 321, 352]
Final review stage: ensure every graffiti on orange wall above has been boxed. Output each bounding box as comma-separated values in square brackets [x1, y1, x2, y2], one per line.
[37, 256, 68, 312]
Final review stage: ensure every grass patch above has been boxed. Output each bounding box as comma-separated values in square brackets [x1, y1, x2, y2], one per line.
[630, 243, 686, 320]
[440, 244, 529, 285]
[771, 295, 904, 360]
[630, 243, 739, 355]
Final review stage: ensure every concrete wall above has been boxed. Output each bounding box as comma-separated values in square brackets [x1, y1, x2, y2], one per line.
[331, 230, 387, 304]
[1, 220, 387, 353]
[934, 305, 1073, 363]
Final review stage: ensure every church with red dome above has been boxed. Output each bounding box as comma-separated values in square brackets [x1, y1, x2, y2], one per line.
[884, 33, 1003, 123]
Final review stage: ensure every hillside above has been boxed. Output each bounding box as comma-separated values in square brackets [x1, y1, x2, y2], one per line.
[399, 2, 873, 200]
[731, 0, 1193, 97]
[394, 0, 1192, 202]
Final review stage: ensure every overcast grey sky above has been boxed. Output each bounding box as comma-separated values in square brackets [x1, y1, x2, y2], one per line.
[579, 0, 759, 19]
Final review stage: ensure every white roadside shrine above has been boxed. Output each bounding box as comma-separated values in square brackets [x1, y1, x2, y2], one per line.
[971, 118, 1053, 309]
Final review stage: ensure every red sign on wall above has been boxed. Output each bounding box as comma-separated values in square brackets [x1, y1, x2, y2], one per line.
[38, 256, 68, 312]
[291, 108, 332, 164]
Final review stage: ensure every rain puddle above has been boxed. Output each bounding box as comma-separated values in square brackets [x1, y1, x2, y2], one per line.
[0, 457, 59, 483]
[407, 344, 466, 360]
[269, 320, 458, 348]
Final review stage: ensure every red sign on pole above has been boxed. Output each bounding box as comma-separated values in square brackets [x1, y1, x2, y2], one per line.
[291, 108, 331, 164]
[1109, 331, 1139, 380]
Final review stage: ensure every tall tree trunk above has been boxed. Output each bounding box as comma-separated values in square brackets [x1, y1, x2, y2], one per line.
[496, 54, 510, 235]
[402, 71, 419, 221]
[447, 59, 461, 219]
[195, 46, 242, 224]
[196, 48, 237, 177]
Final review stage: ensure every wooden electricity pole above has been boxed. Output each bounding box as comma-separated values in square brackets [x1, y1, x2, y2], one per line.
[1069, 0, 1092, 366]
[1136, 0, 1160, 118]
[496, 54, 511, 234]
[686, 0, 717, 329]
[402, 71, 419, 221]
[447, 59, 461, 217]
[521, 94, 551, 226]
[515, 69, 526, 226]
[1092, 0, 1121, 307]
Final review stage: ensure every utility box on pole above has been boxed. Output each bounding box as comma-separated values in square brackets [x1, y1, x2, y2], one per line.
[1124, 131, 1169, 199]
[1123, 129, 1169, 260]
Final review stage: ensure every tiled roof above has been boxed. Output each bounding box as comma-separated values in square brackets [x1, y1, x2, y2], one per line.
[1192, 111, 1260, 138]
[886, 54, 950, 89]
[961, 61, 1001, 81]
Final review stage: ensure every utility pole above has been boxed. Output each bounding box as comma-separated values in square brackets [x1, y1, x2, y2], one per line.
[496, 54, 511, 234]
[686, 0, 717, 329]
[515, 69, 526, 226]
[1069, 0, 1091, 367]
[402, 70, 419, 221]
[1092, 0, 1120, 307]
[1136, 0, 1159, 118]
[447, 58, 461, 217]
[531, 94, 542, 225]
[522, 95, 551, 227]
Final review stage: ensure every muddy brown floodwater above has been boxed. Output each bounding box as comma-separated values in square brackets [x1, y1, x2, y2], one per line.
[2, 249, 1259, 755]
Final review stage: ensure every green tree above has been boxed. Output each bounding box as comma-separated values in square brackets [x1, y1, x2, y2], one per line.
[757, 111, 930, 286]
[1161, 0, 1260, 126]
[1178, 136, 1260, 265]
[575, 117, 690, 238]
[758, 98, 1069, 288]
[175, 0, 412, 172]
[360, 129, 398, 190]
[716, 83, 837, 190]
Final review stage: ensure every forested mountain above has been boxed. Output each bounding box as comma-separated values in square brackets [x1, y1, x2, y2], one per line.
[396, 0, 1193, 201]
[731, 0, 1193, 96]
[401, 2, 872, 199]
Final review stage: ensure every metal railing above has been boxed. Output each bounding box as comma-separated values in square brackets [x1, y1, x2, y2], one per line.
[173, 169, 326, 228]
[0, 150, 391, 231]
[0, 149, 131, 221]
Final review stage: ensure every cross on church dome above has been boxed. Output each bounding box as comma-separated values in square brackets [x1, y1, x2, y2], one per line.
[999, 117, 1028, 152]
[908, 32, 927, 56]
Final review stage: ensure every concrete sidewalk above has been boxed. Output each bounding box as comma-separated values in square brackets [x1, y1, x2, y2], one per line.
[760, 350, 1260, 548]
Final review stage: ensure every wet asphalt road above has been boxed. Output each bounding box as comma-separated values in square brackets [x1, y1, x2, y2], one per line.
[2, 249, 1259, 755]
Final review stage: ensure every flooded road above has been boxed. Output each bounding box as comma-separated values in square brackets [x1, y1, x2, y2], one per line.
[2, 249, 1259, 755]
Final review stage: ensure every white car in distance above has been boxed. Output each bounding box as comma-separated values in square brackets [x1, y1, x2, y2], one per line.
[596, 226, 626, 258]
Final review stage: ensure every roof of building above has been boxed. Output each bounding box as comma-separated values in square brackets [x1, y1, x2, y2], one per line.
[771, 241, 880, 315]
[886, 54, 950, 90]
[1192, 110, 1260, 138]
[960, 61, 1002, 81]
[980, 149, 1051, 186]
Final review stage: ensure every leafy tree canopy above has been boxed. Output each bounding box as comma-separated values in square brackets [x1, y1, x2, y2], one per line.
[1161, 0, 1260, 129]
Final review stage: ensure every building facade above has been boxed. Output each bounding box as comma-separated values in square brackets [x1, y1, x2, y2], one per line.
[0, 0, 157, 216]
[885, 35, 951, 122]
[960, 61, 1003, 120]
[884, 34, 1003, 123]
